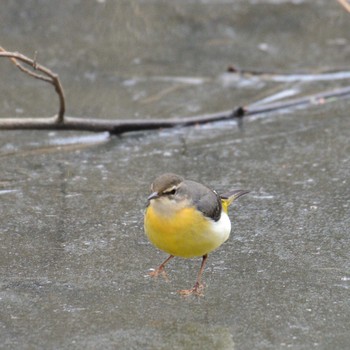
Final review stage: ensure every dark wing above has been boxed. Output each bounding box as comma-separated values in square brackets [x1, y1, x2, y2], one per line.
[180, 180, 222, 222]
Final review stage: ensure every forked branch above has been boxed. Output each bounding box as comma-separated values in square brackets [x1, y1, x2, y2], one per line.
[0, 47, 65, 123]
[1, 47, 350, 134]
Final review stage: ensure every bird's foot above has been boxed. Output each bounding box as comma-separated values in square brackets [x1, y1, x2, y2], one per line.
[148, 267, 169, 281]
[178, 282, 204, 297]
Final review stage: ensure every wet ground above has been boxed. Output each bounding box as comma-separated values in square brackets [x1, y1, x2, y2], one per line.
[1, 1, 350, 349]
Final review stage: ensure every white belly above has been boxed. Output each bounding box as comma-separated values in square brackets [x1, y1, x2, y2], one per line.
[209, 211, 231, 246]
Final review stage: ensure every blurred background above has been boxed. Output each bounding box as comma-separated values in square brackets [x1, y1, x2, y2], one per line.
[1, 1, 350, 349]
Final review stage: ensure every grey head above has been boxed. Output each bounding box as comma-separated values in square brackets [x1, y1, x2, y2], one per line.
[148, 173, 222, 222]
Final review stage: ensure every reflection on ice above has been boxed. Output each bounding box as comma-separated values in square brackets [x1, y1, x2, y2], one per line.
[49, 132, 110, 146]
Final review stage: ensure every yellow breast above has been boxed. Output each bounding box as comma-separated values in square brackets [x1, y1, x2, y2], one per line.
[144, 204, 230, 258]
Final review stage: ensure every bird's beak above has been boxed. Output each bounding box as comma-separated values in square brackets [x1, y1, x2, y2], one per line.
[147, 191, 159, 201]
[230, 190, 250, 201]
[220, 189, 250, 203]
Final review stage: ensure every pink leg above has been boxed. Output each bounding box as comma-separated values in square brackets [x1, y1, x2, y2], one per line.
[149, 255, 174, 280]
[178, 254, 208, 297]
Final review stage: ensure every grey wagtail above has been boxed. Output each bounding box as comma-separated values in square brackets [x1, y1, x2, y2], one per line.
[144, 173, 249, 296]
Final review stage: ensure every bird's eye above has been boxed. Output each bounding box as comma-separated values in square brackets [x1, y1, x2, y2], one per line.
[164, 188, 176, 196]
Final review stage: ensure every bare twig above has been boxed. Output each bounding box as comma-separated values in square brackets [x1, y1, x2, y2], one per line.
[244, 86, 350, 115]
[1, 85, 350, 134]
[227, 64, 350, 81]
[0, 112, 235, 133]
[0, 47, 65, 122]
[337, 0, 350, 13]
[1, 47, 350, 134]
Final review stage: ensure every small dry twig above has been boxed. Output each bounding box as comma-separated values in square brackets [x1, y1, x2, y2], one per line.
[337, 0, 350, 13]
[1, 47, 350, 134]
[0, 46, 65, 123]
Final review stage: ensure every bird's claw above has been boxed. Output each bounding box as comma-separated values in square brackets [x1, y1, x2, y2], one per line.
[178, 282, 204, 297]
[148, 268, 169, 281]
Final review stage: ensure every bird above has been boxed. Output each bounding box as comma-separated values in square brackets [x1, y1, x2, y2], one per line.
[144, 173, 249, 296]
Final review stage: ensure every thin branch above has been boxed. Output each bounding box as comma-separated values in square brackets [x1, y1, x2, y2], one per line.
[0, 112, 235, 133]
[337, 0, 350, 13]
[0, 47, 65, 122]
[1, 47, 350, 134]
[244, 85, 350, 116]
[227, 64, 350, 81]
[1, 85, 350, 134]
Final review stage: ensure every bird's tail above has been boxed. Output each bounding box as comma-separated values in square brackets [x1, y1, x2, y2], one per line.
[220, 190, 249, 213]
